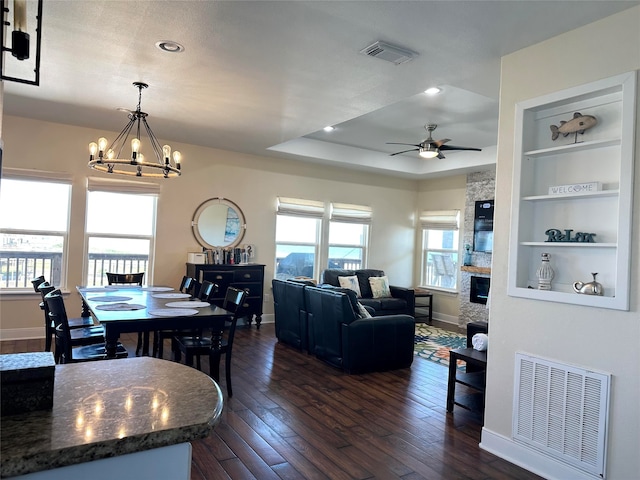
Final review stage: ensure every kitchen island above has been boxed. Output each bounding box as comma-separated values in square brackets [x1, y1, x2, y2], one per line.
[1, 356, 223, 479]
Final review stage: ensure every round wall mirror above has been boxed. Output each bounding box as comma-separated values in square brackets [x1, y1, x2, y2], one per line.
[191, 197, 246, 249]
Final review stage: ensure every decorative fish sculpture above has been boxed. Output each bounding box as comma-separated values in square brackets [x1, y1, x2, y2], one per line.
[550, 112, 597, 141]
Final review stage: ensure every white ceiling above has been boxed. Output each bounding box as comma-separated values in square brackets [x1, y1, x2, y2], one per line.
[3, 0, 638, 179]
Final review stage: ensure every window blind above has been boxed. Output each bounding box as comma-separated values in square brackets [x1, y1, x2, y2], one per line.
[419, 210, 459, 230]
[87, 177, 160, 195]
[3, 167, 72, 184]
[276, 197, 324, 218]
[330, 202, 372, 224]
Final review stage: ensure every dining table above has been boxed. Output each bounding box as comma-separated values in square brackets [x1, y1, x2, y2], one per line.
[76, 285, 233, 359]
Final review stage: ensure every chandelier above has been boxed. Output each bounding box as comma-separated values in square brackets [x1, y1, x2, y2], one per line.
[88, 82, 182, 178]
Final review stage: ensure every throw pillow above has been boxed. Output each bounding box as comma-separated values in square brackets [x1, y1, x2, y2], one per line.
[369, 275, 391, 298]
[356, 302, 372, 318]
[338, 275, 362, 297]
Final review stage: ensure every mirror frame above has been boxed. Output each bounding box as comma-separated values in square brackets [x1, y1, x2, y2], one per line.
[191, 197, 247, 249]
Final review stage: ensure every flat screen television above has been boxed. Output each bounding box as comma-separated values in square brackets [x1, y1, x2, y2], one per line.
[473, 199, 494, 253]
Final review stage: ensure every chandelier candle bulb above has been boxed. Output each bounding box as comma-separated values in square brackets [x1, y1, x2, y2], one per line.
[14, 0, 27, 32]
[131, 138, 140, 161]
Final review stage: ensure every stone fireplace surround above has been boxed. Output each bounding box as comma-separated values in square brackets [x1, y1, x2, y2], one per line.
[459, 170, 495, 327]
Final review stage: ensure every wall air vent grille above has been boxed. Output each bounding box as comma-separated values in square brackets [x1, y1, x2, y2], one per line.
[513, 353, 610, 478]
[359, 41, 417, 65]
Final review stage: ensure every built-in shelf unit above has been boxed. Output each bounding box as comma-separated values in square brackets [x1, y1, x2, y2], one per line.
[507, 71, 636, 311]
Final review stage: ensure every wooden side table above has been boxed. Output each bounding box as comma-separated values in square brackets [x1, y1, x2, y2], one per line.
[413, 288, 433, 324]
[446, 347, 487, 415]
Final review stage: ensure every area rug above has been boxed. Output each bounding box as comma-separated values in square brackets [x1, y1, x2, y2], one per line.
[414, 324, 466, 368]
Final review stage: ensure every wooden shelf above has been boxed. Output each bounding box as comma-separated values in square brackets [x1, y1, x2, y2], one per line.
[461, 266, 491, 274]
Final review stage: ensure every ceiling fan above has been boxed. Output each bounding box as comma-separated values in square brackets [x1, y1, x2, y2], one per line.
[387, 124, 482, 159]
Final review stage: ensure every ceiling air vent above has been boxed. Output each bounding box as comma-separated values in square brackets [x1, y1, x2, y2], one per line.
[359, 41, 417, 65]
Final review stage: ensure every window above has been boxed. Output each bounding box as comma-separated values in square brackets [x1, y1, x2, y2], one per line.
[274, 197, 323, 280]
[328, 203, 371, 270]
[420, 210, 460, 291]
[0, 170, 72, 289]
[85, 178, 158, 286]
[274, 198, 372, 280]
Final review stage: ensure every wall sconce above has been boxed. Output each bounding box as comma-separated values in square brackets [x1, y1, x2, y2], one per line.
[1, 0, 43, 85]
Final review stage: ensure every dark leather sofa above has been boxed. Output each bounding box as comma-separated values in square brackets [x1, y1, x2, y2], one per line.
[320, 269, 415, 317]
[272, 279, 415, 374]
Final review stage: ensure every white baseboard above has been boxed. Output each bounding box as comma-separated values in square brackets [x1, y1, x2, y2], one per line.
[480, 427, 599, 480]
[432, 312, 458, 325]
[0, 327, 44, 341]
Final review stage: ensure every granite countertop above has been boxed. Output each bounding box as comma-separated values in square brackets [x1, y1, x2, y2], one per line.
[0, 357, 223, 478]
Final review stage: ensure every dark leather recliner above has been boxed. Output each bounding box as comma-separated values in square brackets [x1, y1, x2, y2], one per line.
[304, 285, 415, 374]
[320, 269, 415, 317]
[272, 278, 311, 351]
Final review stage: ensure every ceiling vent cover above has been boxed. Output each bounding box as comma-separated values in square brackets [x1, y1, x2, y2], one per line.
[359, 41, 417, 65]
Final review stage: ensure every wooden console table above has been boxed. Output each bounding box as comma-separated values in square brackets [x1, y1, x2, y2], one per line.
[446, 347, 487, 415]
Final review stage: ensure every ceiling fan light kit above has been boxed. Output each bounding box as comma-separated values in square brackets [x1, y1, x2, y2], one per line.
[419, 145, 439, 158]
[88, 82, 182, 179]
[387, 124, 482, 159]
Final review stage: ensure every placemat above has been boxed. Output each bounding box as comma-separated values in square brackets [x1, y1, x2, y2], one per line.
[95, 303, 146, 311]
[152, 293, 191, 299]
[141, 286, 174, 292]
[165, 301, 211, 308]
[88, 295, 133, 302]
[148, 308, 199, 317]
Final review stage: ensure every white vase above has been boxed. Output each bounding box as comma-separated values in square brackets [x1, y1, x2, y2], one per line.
[536, 252, 555, 290]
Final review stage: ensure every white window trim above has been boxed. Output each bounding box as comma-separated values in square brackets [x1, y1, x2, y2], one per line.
[420, 209, 460, 293]
[0, 172, 72, 291]
[84, 181, 159, 286]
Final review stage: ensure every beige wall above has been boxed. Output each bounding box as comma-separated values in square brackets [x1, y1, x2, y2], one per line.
[416, 174, 467, 322]
[0, 115, 419, 335]
[484, 7, 640, 479]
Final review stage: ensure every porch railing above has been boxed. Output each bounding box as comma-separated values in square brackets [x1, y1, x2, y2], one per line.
[0, 251, 148, 289]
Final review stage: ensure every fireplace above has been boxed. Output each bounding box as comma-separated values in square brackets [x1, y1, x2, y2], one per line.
[470, 276, 490, 305]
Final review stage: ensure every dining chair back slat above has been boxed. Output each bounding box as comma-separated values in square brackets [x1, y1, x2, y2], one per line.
[31, 275, 46, 292]
[105, 272, 145, 286]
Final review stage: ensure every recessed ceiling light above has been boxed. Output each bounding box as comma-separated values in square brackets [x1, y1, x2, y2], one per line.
[323, 126, 335, 132]
[155, 41, 185, 53]
[424, 87, 441, 96]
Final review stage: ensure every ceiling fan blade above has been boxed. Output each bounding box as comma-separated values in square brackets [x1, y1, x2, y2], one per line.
[437, 151, 446, 159]
[433, 138, 451, 147]
[390, 148, 419, 156]
[386, 142, 421, 147]
[438, 145, 482, 152]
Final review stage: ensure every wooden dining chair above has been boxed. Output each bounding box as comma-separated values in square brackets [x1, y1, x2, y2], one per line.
[153, 279, 216, 359]
[172, 286, 247, 397]
[37, 283, 98, 355]
[105, 272, 146, 355]
[44, 290, 126, 363]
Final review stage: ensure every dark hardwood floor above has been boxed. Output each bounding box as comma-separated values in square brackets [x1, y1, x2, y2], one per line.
[1, 323, 542, 480]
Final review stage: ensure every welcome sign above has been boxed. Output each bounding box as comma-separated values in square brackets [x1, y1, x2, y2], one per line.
[548, 182, 601, 195]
